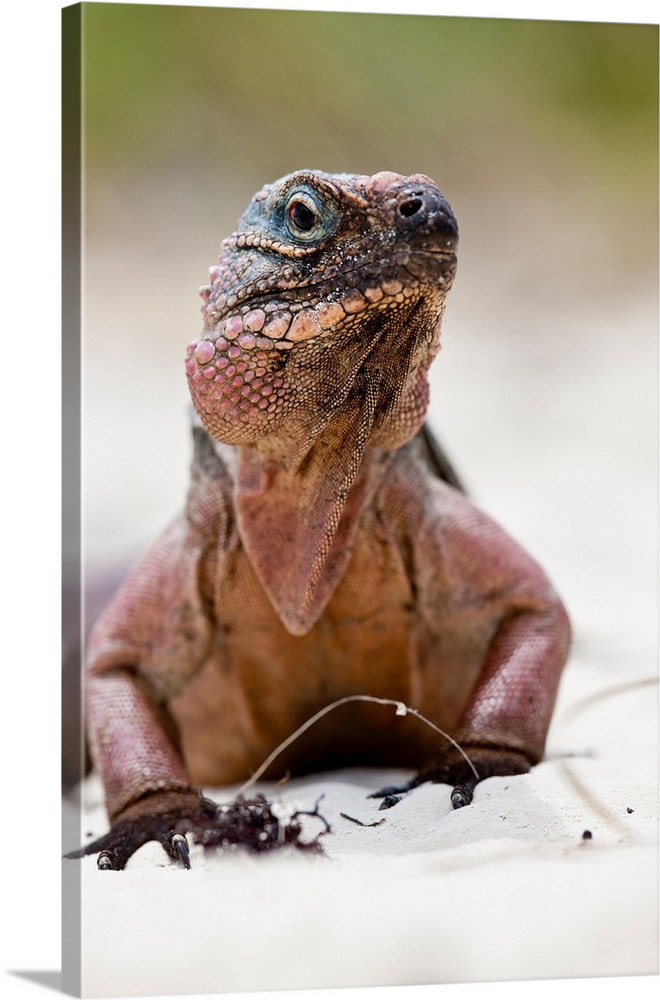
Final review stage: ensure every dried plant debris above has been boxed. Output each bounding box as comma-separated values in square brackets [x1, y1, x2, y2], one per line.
[340, 812, 386, 828]
[193, 794, 330, 855]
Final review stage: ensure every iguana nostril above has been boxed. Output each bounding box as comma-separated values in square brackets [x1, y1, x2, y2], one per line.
[398, 197, 424, 218]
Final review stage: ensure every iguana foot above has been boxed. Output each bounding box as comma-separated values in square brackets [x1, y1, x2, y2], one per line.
[67, 791, 331, 869]
[368, 747, 532, 811]
[367, 780, 421, 810]
[65, 790, 216, 870]
[419, 746, 532, 808]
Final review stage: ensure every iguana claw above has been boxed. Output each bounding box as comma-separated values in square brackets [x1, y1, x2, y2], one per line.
[367, 781, 417, 800]
[368, 778, 423, 808]
[450, 783, 474, 809]
[377, 794, 404, 810]
[170, 833, 191, 869]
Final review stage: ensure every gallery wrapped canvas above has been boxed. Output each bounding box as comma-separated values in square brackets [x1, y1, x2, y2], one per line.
[62, 3, 658, 998]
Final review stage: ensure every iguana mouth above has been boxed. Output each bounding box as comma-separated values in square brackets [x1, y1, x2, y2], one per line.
[201, 245, 457, 325]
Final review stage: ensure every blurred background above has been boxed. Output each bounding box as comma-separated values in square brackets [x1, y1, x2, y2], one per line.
[68, 4, 658, 786]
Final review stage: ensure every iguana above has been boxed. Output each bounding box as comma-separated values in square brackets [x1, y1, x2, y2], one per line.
[73, 170, 570, 869]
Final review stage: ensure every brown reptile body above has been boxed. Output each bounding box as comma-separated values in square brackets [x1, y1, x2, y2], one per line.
[79, 170, 571, 868]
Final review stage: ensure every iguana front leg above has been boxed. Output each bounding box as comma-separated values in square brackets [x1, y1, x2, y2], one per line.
[370, 469, 571, 810]
[68, 669, 214, 869]
[371, 606, 569, 810]
[71, 504, 222, 869]
[432, 602, 570, 806]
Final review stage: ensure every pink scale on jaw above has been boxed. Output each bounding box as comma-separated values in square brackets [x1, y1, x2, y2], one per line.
[341, 288, 367, 313]
[283, 309, 320, 341]
[316, 301, 345, 329]
[224, 315, 243, 341]
[243, 310, 265, 333]
[262, 313, 291, 339]
[194, 341, 216, 364]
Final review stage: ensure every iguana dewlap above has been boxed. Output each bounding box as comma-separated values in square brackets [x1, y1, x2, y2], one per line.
[79, 170, 570, 868]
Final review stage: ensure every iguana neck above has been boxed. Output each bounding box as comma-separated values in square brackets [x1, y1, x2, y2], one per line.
[233, 390, 393, 635]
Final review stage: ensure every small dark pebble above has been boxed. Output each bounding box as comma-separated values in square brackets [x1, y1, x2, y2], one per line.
[582, 829, 593, 840]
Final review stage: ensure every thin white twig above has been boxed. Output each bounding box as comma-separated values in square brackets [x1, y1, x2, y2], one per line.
[233, 694, 478, 800]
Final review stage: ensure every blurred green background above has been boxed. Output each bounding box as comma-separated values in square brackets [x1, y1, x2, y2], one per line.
[82, 6, 657, 204]
[76, 2, 657, 684]
[81, 5, 657, 276]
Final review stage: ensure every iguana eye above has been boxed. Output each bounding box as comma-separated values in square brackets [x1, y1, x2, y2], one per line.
[289, 200, 317, 232]
[285, 191, 324, 240]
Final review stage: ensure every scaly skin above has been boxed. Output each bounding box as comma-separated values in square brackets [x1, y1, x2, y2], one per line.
[76, 170, 571, 868]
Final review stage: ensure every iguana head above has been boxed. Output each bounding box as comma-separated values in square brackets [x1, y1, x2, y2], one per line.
[186, 170, 458, 461]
